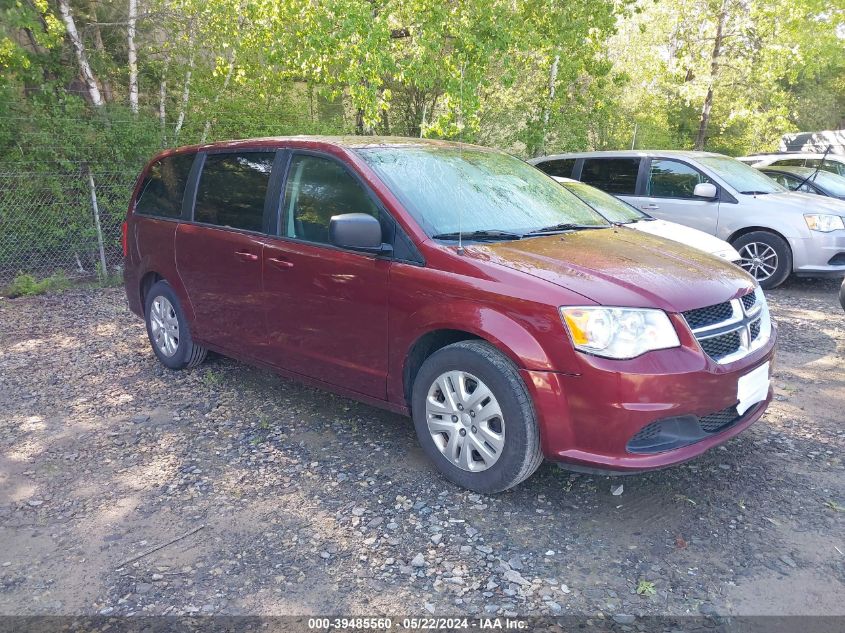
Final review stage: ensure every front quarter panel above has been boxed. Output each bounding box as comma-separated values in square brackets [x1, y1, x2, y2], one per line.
[386, 249, 587, 406]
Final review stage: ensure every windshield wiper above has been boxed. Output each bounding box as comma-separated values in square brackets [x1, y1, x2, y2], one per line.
[739, 190, 772, 196]
[431, 229, 524, 241]
[526, 223, 609, 235]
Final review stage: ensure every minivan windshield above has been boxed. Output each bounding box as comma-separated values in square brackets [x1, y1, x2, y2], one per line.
[697, 155, 787, 195]
[356, 146, 610, 238]
[560, 181, 649, 224]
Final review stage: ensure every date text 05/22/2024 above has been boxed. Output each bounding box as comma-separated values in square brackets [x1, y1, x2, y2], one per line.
[307, 617, 529, 630]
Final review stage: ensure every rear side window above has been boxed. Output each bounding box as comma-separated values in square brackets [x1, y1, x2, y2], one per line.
[535, 158, 576, 178]
[580, 158, 640, 195]
[135, 154, 194, 218]
[282, 154, 380, 245]
[771, 158, 805, 167]
[194, 152, 275, 231]
[647, 159, 712, 198]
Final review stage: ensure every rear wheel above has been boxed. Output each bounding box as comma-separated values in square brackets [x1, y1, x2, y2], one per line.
[144, 280, 207, 370]
[732, 231, 792, 289]
[411, 340, 543, 493]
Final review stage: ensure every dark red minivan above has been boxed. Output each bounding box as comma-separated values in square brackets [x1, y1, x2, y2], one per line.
[124, 137, 777, 493]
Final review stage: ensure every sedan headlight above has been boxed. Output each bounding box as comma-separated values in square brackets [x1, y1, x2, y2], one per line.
[804, 214, 845, 232]
[560, 307, 680, 359]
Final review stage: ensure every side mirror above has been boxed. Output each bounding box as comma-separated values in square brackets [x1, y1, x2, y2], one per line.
[329, 213, 389, 253]
[693, 182, 718, 199]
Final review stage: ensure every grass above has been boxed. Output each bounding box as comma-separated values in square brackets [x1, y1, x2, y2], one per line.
[636, 580, 657, 597]
[3, 268, 123, 297]
[4, 272, 72, 297]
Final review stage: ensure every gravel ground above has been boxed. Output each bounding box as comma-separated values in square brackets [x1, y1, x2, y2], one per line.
[0, 278, 843, 621]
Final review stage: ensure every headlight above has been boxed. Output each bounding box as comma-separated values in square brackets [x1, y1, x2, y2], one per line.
[560, 307, 680, 359]
[804, 214, 845, 232]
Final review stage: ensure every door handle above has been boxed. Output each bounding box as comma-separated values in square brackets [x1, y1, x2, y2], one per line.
[267, 256, 294, 269]
[641, 204, 659, 210]
[234, 250, 259, 262]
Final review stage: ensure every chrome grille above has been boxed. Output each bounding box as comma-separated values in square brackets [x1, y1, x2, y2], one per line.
[683, 290, 770, 364]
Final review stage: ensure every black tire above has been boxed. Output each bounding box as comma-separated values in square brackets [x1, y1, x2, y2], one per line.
[731, 231, 792, 289]
[144, 280, 207, 370]
[411, 340, 543, 494]
[839, 278, 845, 312]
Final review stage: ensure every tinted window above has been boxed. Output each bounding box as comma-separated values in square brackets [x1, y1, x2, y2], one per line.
[283, 155, 380, 244]
[580, 158, 640, 195]
[135, 155, 194, 218]
[647, 159, 712, 198]
[771, 158, 805, 167]
[536, 158, 576, 178]
[194, 152, 274, 231]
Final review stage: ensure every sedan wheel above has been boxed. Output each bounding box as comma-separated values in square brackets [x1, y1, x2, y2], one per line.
[737, 241, 778, 283]
[425, 370, 505, 472]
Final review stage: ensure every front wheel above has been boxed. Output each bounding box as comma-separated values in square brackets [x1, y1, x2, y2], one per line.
[839, 278, 845, 312]
[411, 340, 543, 493]
[144, 280, 207, 370]
[732, 231, 792, 289]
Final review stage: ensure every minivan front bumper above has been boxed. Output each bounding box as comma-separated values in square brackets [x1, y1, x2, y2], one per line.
[521, 323, 777, 473]
[790, 230, 845, 276]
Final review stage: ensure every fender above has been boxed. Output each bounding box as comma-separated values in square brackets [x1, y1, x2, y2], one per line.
[387, 298, 571, 406]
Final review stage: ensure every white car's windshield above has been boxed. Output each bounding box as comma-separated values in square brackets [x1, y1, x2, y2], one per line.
[561, 181, 647, 224]
[806, 170, 845, 197]
[698, 155, 787, 195]
[357, 146, 610, 239]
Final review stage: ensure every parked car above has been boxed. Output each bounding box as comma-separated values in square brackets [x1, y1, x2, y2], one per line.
[737, 153, 845, 177]
[757, 166, 845, 200]
[529, 150, 845, 289]
[551, 176, 741, 263]
[124, 138, 776, 493]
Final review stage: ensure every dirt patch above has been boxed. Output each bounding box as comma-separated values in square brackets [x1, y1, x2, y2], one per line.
[0, 279, 842, 618]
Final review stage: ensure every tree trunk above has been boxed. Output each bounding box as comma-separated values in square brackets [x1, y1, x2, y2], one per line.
[694, 1, 729, 151]
[173, 27, 196, 141]
[128, 0, 139, 113]
[89, 0, 113, 102]
[57, 0, 103, 107]
[540, 54, 560, 156]
[159, 53, 170, 146]
[200, 51, 238, 143]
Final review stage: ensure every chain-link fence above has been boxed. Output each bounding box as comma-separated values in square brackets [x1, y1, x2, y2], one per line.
[0, 165, 137, 284]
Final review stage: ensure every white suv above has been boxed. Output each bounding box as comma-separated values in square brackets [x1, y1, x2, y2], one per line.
[529, 150, 845, 288]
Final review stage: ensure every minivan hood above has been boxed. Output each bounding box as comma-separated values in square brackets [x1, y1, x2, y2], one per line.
[465, 228, 753, 313]
[752, 190, 845, 214]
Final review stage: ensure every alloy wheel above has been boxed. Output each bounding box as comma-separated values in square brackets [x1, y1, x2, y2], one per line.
[425, 371, 505, 472]
[738, 242, 778, 282]
[150, 295, 180, 357]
